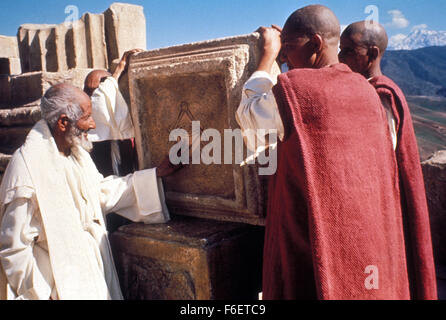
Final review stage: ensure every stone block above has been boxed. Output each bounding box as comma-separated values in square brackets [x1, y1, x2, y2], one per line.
[66, 20, 89, 69]
[128, 33, 280, 226]
[0, 35, 19, 58]
[0, 75, 11, 107]
[111, 216, 264, 300]
[104, 3, 146, 69]
[0, 106, 41, 127]
[84, 13, 108, 69]
[423, 150, 446, 265]
[0, 126, 32, 155]
[10, 69, 93, 107]
[0, 57, 22, 75]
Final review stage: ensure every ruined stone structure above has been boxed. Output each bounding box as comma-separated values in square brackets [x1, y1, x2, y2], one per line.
[0, 2, 146, 185]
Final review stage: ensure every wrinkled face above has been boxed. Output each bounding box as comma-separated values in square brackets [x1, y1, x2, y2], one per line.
[338, 33, 370, 75]
[67, 95, 96, 152]
[280, 30, 314, 70]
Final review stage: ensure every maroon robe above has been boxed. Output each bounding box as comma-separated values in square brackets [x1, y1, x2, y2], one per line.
[369, 75, 437, 300]
[264, 63, 410, 300]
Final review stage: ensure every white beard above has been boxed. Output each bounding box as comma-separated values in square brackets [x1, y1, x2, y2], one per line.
[67, 126, 93, 154]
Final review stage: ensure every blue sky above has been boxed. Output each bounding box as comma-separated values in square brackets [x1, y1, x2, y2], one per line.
[1, 0, 445, 49]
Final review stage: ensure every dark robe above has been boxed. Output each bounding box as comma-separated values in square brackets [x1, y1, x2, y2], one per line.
[264, 63, 410, 300]
[369, 75, 437, 300]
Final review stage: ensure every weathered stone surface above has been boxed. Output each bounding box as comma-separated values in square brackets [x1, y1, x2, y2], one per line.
[84, 13, 108, 69]
[54, 24, 70, 72]
[422, 150, 446, 265]
[111, 216, 264, 300]
[0, 153, 12, 186]
[0, 75, 11, 107]
[66, 20, 89, 69]
[128, 33, 280, 226]
[0, 57, 22, 75]
[104, 3, 147, 69]
[0, 35, 19, 58]
[10, 69, 93, 107]
[0, 106, 41, 127]
[0, 126, 32, 155]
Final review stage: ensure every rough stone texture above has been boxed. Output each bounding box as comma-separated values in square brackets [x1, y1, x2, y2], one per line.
[128, 33, 280, 226]
[9, 69, 93, 107]
[54, 24, 70, 72]
[84, 13, 108, 70]
[104, 3, 147, 70]
[0, 57, 22, 75]
[0, 107, 41, 127]
[0, 126, 32, 155]
[0, 35, 19, 58]
[111, 216, 264, 300]
[422, 150, 446, 265]
[66, 20, 89, 70]
[0, 75, 11, 107]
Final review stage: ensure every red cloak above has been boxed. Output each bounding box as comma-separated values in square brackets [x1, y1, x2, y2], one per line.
[264, 64, 410, 300]
[369, 75, 437, 300]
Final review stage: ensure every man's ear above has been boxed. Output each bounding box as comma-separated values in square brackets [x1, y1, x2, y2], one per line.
[56, 114, 70, 133]
[310, 34, 324, 53]
[368, 46, 380, 62]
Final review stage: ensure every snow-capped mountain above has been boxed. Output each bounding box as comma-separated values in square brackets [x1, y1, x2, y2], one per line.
[389, 26, 446, 50]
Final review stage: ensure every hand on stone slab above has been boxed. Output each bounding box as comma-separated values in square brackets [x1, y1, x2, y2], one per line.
[113, 49, 144, 79]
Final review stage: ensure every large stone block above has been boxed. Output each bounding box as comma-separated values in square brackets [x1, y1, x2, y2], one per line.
[0, 57, 22, 75]
[128, 33, 280, 226]
[84, 13, 108, 69]
[0, 35, 19, 58]
[111, 216, 264, 300]
[0, 126, 32, 155]
[0, 106, 41, 127]
[104, 3, 146, 69]
[423, 150, 446, 265]
[10, 69, 93, 107]
[66, 20, 89, 69]
[0, 75, 11, 107]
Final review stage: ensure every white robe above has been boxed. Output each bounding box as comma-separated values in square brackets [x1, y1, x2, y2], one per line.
[0, 120, 170, 300]
[236, 71, 398, 151]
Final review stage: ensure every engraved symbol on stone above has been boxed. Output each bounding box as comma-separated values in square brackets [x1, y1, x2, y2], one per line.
[168, 101, 204, 134]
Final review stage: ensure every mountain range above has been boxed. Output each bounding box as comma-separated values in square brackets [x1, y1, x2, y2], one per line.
[389, 27, 446, 51]
[381, 45, 446, 160]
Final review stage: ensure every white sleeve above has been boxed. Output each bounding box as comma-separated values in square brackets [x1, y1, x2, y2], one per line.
[379, 95, 398, 151]
[0, 197, 54, 300]
[236, 71, 285, 154]
[100, 168, 170, 224]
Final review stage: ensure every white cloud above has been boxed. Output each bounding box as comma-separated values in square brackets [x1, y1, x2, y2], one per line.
[387, 10, 410, 29]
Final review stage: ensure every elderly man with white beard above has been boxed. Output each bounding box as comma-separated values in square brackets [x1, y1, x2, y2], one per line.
[0, 83, 181, 300]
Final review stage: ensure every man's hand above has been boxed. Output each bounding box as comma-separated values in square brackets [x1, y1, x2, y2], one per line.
[156, 155, 184, 178]
[256, 25, 282, 74]
[113, 49, 144, 80]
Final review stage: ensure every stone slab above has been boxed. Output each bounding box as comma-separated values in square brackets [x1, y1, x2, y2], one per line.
[0, 75, 11, 107]
[84, 13, 108, 69]
[0, 106, 41, 127]
[423, 150, 446, 265]
[0, 35, 19, 58]
[10, 69, 93, 107]
[111, 216, 264, 300]
[0, 57, 22, 75]
[0, 126, 32, 155]
[104, 3, 147, 69]
[66, 20, 89, 69]
[128, 33, 280, 226]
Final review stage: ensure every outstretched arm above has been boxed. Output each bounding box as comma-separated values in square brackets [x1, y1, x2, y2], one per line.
[112, 49, 144, 80]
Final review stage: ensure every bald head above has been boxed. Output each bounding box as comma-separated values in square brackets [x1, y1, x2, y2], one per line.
[283, 5, 341, 46]
[84, 70, 111, 96]
[342, 21, 388, 54]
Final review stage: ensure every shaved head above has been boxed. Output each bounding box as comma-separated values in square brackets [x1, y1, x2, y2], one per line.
[342, 21, 388, 54]
[283, 5, 341, 46]
[84, 69, 111, 96]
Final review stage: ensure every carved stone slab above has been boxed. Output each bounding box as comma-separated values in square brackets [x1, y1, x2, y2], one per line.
[128, 33, 280, 226]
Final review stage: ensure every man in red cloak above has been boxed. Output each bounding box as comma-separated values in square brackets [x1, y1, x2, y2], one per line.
[339, 21, 437, 300]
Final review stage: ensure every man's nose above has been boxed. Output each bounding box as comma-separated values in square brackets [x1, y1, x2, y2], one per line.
[89, 118, 96, 130]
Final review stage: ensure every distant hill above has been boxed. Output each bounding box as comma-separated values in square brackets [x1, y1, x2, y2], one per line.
[382, 46, 446, 97]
